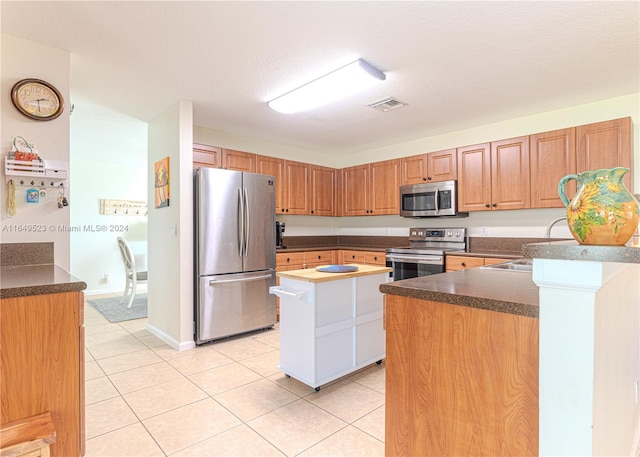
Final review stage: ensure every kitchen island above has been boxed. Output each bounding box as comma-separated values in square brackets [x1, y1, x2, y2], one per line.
[271, 264, 391, 390]
[1, 243, 87, 457]
[380, 267, 539, 456]
[380, 240, 640, 457]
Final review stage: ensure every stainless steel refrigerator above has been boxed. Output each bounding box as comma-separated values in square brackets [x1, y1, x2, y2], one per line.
[194, 167, 276, 344]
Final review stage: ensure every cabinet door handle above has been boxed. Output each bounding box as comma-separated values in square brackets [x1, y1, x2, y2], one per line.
[485, 204, 490, 208]
[492, 203, 497, 207]
[461, 262, 466, 267]
[311, 210, 314, 214]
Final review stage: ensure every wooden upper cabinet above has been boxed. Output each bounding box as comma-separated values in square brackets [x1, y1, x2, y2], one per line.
[428, 149, 457, 182]
[530, 128, 576, 208]
[342, 159, 400, 216]
[401, 154, 427, 185]
[193, 143, 221, 169]
[491, 136, 530, 210]
[256, 157, 333, 216]
[194, 117, 632, 216]
[284, 160, 311, 215]
[370, 159, 401, 215]
[576, 117, 633, 190]
[457, 143, 492, 212]
[401, 149, 457, 185]
[310, 165, 336, 216]
[256, 155, 285, 213]
[342, 164, 369, 216]
[457, 137, 530, 212]
[193, 144, 254, 172]
[221, 148, 255, 172]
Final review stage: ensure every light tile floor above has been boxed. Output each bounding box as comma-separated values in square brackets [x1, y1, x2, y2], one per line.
[84, 298, 385, 456]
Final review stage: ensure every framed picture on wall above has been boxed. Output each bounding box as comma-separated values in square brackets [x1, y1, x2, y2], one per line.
[154, 157, 170, 208]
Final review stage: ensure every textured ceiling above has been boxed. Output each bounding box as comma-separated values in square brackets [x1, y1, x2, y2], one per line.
[2, 1, 639, 156]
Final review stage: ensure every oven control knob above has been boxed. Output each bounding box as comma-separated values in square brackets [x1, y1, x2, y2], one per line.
[447, 231, 452, 237]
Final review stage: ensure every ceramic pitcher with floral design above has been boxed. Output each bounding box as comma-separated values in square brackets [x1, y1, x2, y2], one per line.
[558, 167, 639, 245]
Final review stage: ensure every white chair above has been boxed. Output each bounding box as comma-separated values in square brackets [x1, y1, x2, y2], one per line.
[117, 237, 147, 308]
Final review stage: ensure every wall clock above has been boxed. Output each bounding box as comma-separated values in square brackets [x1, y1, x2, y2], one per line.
[11, 78, 64, 121]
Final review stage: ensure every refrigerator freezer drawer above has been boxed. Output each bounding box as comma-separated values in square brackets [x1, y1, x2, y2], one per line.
[196, 270, 276, 344]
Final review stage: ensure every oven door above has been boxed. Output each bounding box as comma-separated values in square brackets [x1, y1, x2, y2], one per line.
[386, 253, 444, 281]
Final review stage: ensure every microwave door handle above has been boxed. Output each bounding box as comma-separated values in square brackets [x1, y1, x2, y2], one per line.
[434, 187, 439, 214]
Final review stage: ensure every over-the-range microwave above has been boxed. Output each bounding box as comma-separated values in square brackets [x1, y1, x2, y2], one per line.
[399, 180, 468, 218]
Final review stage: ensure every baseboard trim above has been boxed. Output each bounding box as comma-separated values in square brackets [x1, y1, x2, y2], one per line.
[145, 323, 195, 351]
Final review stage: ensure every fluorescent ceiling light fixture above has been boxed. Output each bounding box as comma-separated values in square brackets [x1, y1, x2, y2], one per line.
[267, 59, 386, 114]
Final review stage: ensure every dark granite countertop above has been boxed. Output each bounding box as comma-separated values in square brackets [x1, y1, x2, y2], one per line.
[523, 239, 640, 264]
[380, 268, 539, 318]
[277, 236, 572, 258]
[445, 250, 522, 260]
[277, 245, 386, 253]
[1, 264, 87, 298]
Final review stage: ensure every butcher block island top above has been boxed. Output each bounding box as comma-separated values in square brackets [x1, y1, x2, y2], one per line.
[276, 263, 391, 283]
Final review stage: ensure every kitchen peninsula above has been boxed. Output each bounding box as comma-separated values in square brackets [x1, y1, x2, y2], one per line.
[1, 243, 87, 457]
[271, 263, 390, 390]
[380, 240, 640, 456]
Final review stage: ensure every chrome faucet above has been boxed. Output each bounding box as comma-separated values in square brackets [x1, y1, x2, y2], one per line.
[545, 217, 567, 238]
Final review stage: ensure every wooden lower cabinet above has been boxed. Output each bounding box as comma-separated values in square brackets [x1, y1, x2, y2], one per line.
[385, 295, 538, 456]
[364, 251, 386, 266]
[339, 250, 387, 266]
[1, 291, 85, 457]
[446, 255, 512, 272]
[339, 250, 366, 264]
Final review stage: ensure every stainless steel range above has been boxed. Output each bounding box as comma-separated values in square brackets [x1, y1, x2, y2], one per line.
[386, 227, 467, 280]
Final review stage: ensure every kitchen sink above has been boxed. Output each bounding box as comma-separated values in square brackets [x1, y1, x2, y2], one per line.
[481, 258, 533, 272]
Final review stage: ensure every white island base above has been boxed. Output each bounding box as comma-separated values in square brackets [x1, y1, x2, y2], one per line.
[270, 264, 391, 391]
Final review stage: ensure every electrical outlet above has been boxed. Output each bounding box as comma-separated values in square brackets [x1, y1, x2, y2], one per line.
[104, 273, 110, 283]
[481, 226, 489, 236]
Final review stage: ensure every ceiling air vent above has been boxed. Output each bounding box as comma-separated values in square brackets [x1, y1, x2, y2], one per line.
[368, 97, 407, 112]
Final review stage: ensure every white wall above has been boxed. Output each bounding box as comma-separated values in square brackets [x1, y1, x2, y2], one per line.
[0, 34, 71, 268]
[69, 98, 148, 293]
[146, 100, 194, 351]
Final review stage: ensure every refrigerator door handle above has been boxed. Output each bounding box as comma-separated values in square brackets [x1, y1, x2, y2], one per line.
[237, 187, 244, 257]
[243, 187, 249, 257]
[209, 274, 272, 285]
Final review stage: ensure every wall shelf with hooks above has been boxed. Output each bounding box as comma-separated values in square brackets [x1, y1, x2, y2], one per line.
[5, 157, 68, 187]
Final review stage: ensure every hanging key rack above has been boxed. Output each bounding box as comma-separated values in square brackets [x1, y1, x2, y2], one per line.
[4, 157, 68, 187]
